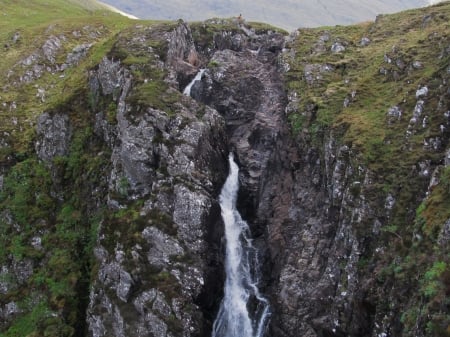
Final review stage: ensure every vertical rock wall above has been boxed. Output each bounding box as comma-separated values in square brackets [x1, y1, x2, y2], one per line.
[85, 45, 228, 336]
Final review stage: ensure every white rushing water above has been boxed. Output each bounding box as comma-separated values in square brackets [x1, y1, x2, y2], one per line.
[183, 68, 206, 96]
[212, 153, 270, 337]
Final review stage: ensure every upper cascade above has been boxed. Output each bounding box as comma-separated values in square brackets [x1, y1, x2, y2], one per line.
[183, 69, 206, 96]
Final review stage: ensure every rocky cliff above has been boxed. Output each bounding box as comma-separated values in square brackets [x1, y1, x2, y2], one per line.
[0, 1, 450, 337]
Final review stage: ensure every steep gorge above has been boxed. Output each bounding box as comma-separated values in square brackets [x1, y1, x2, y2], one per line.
[0, 1, 450, 337]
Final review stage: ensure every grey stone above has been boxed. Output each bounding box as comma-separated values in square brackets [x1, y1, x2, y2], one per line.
[319, 32, 330, 42]
[360, 37, 371, 46]
[36, 87, 45, 102]
[30, 236, 42, 250]
[146, 313, 168, 337]
[438, 219, 450, 247]
[21, 53, 40, 67]
[86, 34, 227, 333]
[62, 43, 92, 69]
[35, 112, 71, 162]
[167, 20, 197, 66]
[42, 35, 62, 64]
[12, 32, 20, 43]
[4, 301, 20, 317]
[152, 292, 172, 317]
[387, 106, 402, 124]
[303, 63, 334, 86]
[412, 60, 423, 69]
[408, 100, 425, 127]
[445, 148, 450, 166]
[96, 57, 129, 99]
[173, 185, 211, 254]
[416, 86, 428, 98]
[133, 289, 157, 315]
[0, 301, 21, 325]
[331, 42, 345, 53]
[385, 194, 396, 211]
[116, 269, 133, 302]
[396, 58, 406, 70]
[112, 305, 126, 337]
[142, 226, 184, 267]
[12, 258, 33, 284]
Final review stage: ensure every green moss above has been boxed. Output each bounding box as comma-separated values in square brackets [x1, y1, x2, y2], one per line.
[126, 74, 182, 117]
[0, 98, 109, 335]
[420, 166, 450, 236]
[147, 209, 178, 236]
[0, 159, 54, 228]
[148, 271, 181, 299]
[0, 301, 52, 337]
[422, 261, 447, 298]
[208, 60, 220, 68]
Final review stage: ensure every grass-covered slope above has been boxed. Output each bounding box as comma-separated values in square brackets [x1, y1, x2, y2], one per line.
[284, 1, 450, 335]
[0, 0, 134, 156]
[0, 2, 136, 336]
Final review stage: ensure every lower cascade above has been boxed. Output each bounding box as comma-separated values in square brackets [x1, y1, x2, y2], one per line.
[212, 153, 270, 337]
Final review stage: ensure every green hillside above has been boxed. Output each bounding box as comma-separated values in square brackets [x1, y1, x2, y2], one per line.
[0, 0, 133, 156]
[0, 2, 134, 336]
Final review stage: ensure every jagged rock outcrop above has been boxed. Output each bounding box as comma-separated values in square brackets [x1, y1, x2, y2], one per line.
[85, 39, 228, 336]
[167, 21, 203, 90]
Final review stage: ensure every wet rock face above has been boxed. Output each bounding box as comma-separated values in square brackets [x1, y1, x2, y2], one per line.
[182, 22, 379, 337]
[191, 29, 287, 210]
[163, 21, 295, 334]
[257, 126, 382, 337]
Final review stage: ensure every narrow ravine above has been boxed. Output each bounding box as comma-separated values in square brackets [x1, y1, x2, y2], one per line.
[212, 153, 270, 337]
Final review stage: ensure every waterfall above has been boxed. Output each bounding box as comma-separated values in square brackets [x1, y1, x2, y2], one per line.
[212, 153, 270, 337]
[183, 68, 205, 96]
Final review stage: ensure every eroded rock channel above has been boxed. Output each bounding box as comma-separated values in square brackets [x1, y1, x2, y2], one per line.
[84, 20, 288, 337]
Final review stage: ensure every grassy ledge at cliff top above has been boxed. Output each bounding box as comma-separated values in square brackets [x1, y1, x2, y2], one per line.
[285, 1, 449, 189]
[0, 0, 139, 159]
